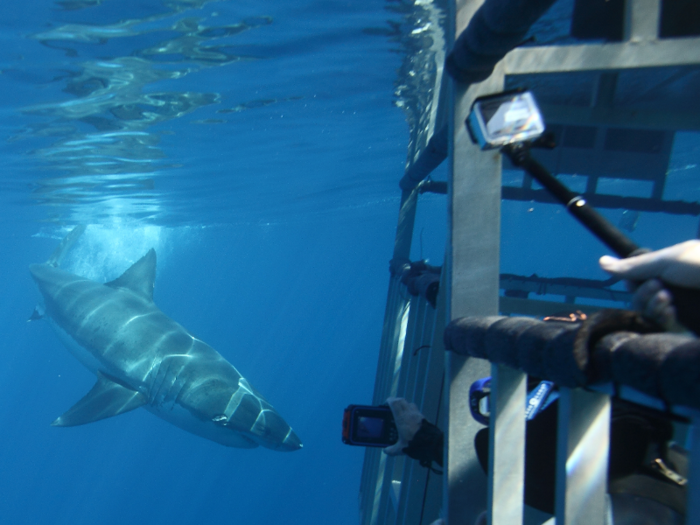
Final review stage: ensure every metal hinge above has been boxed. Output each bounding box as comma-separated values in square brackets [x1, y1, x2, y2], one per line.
[651, 458, 687, 486]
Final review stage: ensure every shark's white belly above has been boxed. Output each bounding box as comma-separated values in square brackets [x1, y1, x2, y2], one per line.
[49, 316, 105, 376]
[145, 403, 258, 448]
[48, 314, 258, 448]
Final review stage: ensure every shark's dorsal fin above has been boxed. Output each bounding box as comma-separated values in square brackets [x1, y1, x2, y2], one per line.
[52, 372, 147, 427]
[47, 225, 86, 267]
[105, 248, 156, 301]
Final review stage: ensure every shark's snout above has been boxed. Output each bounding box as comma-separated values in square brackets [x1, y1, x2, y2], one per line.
[280, 429, 303, 451]
[251, 409, 303, 452]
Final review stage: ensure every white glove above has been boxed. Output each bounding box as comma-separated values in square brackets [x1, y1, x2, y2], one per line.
[383, 397, 425, 456]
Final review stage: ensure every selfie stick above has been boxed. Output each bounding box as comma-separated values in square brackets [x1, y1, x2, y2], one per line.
[502, 142, 700, 334]
[502, 143, 639, 258]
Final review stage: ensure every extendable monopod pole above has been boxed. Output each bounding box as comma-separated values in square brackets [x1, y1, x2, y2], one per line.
[502, 143, 639, 258]
[501, 142, 700, 334]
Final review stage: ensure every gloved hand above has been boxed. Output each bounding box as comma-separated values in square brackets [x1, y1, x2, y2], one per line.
[383, 397, 425, 456]
[600, 240, 700, 331]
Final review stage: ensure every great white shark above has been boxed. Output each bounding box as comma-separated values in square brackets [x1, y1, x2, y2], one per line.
[30, 226, 302, 451]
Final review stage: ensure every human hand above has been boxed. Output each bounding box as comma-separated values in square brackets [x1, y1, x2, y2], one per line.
[627, 279, 676, 329]
[383, 397, 425, 456]
[599, 240, 700, 289]
[599, 240, 700, 330]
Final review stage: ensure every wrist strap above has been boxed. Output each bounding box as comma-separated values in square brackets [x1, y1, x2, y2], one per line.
[403, 419, 444, 470]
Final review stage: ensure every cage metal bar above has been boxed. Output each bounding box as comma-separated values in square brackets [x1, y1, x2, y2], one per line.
[417, 294, 445, 525]
[505, 37, 700, 75]
[624, 0, 660, 42]
[444, 0, 504, 514]
[395, 296, 427, 404]
[361, 176, 445, 525]
[361, 275, 410, 525]
[554, 388, 611, 525]
[396, 295, 440, 525]
[488, 364, 527, 525]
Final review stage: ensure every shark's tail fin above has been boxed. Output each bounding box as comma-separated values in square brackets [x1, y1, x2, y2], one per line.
[46, 225, 87, 267]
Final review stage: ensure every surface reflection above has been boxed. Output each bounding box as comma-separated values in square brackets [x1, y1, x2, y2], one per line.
[21, 0, 274, 223]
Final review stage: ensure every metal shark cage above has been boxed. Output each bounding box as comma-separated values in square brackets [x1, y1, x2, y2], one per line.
[359, 1, 700, 524]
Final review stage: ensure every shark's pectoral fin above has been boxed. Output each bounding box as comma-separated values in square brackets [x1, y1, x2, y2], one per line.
[52, 372, 147, 427]
[27, 307, 43, 322]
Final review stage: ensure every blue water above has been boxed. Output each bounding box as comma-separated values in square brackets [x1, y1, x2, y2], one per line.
[0, 1, 407, 524]
[3, 1, 700, 524]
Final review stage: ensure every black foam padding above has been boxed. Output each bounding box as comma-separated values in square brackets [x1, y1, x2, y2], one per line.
[444, 316, 504, 358]
[611, 333, 693, 399]
[484, 316, 541, 366]
[444, 310, 700, 407]
[516, 321, 571, 381]
[542, 322, 585, 387]
[590, 331, 641, 384]
[576, 310, 659, 383]
[659, 338, 700, 409]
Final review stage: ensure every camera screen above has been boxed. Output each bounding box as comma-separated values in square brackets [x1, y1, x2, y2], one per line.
[342, 405, 397, 447]
[357, 416, 385, 438]
[467, 91, 545, 149]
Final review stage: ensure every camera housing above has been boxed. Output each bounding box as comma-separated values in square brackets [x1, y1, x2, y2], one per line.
[466, 90, 545, 150]
[342, 405, 399, 447]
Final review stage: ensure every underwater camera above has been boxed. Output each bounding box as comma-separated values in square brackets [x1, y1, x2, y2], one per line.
[465, 90, 545, 150]
[342, 405, 398, 447]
